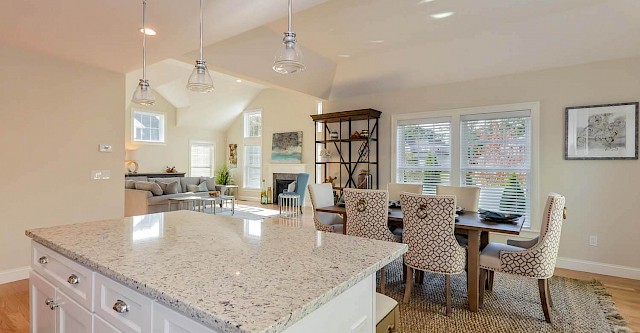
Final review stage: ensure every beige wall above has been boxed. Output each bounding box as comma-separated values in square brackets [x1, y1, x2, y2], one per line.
[227, 88, 318, 200]
[0, 44, 125, 277]
[327, 56, 640, 271]
[125, 94, 226, 176]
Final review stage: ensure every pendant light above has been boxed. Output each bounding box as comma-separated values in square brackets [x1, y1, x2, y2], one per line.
[273, 0, 306, 74]
[187, 0, 214, 92]
[132, 0, 156, 106]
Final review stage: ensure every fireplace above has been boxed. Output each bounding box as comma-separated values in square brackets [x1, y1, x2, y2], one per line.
[273, 173, 298, 204]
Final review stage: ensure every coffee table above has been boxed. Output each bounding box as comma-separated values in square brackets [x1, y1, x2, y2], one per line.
[167, 196, 202, 212]
[200, 195, 235, 215]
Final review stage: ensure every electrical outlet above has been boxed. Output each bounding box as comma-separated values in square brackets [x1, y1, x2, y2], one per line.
[589, 235, 598, 246]
[99, 144, 113, 153]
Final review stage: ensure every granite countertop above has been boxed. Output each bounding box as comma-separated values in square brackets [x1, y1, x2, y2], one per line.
[26, 211, 407, 333]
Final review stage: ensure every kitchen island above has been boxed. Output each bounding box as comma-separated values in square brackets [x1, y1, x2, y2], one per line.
[26, 210, 407, 333]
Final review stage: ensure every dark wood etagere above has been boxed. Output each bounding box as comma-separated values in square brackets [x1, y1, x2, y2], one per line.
[311, 109, 381, 194]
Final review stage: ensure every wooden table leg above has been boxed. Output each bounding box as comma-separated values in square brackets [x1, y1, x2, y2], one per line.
[342, 213, 348, 235]
[480, 231, 489, 250]
[467, 229, 480, 312]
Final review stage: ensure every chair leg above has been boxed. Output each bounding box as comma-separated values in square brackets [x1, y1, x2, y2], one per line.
[538, 279, 552, 323]
[402, 262, 407, 284]
[417, 270, 424, 284]
[487, 271, 495, 291]
[546, 279, 553, 308]
[479, 269, 487, 308]
[445, 275, 452, 316]
[403, 267, 414, 304]
[380, 267, 386, 294]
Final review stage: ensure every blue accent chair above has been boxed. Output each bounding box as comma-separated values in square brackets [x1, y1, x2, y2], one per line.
[279, 173, 310, 213]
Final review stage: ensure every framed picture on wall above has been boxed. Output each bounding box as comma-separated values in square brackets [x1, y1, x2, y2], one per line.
[565, 102, 638, 160]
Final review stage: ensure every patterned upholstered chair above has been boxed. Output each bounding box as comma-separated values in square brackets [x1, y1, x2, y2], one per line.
[400, 193, 466, 316]
[387, 183, 423, 201]
[479, 193, 566, 323]
[344, 188, 400, 292]
[307, 183, 344, 233]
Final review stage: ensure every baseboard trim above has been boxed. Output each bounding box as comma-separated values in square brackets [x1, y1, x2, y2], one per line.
[0, 266, 30, 284]
[238, 196, 260, 202]
[556, 257, 640, 280]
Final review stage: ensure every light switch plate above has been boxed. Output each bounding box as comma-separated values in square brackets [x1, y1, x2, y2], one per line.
[91, 170, 111, 180]
[99, 144, 113, 153]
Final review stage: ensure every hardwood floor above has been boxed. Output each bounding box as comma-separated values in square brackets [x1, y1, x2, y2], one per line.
[2, 202, 638, 332]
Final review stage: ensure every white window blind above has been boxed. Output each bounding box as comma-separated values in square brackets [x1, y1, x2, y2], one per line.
[133, 110, 165, 143]
[461, 111, 532, 226]
[190, 143, 214, 177]
[244, 145, 261, 189]
[396, 119, 451, 194]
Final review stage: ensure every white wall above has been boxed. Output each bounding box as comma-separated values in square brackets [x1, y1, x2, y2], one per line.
[226, 88, 319, 200]
[327, 56, 640, 275]
[0, 43, 125, 281]
[125, 93, 226, 176]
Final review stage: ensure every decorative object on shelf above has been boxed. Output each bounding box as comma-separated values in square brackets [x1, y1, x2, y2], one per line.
[131, 0, 155, 106]
[215, 164, 233, 185]
[260, 179, 268, 204]
[329, 131, 339, 140]
[350, 131, 361, 139]
[565, 102, 638, 160]
[208, 191, 220, 197]
[228, 144, 238, 168]
[187, 0, 214, 93]
[325, 176, 336, 187]
[125, 149, 139, 174]
[319, 148, 331, 162]
[358, 141, 369, 161]
[272, 131, 303, 163]
[267, 187, 273, 204]
[273, 0, 305, 74]
[360, 129, 369, 138]
[165, 166, 177, 173]
[357, 169, 372, 189]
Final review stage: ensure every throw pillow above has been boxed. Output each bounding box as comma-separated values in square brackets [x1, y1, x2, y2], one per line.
[187, 182, 209, 193]
[155, 181, 179, 195]
[125, 180, 136, 189]
[135, 181, 163, 196]
[287, 181, 297, 192]
[200, 177, 218, 192]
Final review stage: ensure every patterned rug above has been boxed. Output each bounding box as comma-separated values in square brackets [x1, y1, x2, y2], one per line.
[381, 259, 631, 333]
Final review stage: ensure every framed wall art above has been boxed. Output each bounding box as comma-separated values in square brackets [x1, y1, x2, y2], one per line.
[272, 131, 303, 164]
[565, 102, 638, 160]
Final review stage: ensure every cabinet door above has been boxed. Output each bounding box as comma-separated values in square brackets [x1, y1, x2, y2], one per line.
[152, 302, 217, 333]
[57, 290, 93, 333]
[95, 315, 123, 333]
[30, 271, 56, 333]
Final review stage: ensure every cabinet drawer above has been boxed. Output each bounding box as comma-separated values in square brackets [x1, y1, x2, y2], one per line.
[152, 302, 217, 333]
[32, 241, 94, 311]
[95, 315, 123, 333]
[95, 273, 152, 333]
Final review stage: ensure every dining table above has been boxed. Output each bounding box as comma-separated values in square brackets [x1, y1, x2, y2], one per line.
[314, 205, 525, 313]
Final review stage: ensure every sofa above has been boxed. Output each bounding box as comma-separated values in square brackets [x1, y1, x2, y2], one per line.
[124, 176, 223, 217]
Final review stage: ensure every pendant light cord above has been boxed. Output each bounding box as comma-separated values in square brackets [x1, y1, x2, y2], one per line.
[199, 0, 204, 61]
[288, 0, 292, 33]
[142, 0, 147, 81]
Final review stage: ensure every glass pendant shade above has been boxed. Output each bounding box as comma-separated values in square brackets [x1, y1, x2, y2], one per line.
[132, 79, 156, 106]
[273, 32, 305, 74]
[187, 60, 214, 92]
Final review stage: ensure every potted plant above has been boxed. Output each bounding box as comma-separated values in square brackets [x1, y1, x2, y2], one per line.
[215, 164, 233, 195]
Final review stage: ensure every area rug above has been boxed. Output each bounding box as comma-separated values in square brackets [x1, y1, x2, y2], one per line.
[200, 204, 282, 221]
[381, 259, 631, 333]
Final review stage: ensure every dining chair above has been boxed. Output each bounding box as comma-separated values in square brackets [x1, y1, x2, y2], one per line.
[435, 185, 481, 212]
[344, 188, 400, 293]
[478, 193, 566, 323]
[387, 183, 423, 201]
[400, 193, 466, 316]
[307, 183, 344, 233]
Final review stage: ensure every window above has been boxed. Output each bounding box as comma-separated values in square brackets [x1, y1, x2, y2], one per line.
[244, 110, 262, 138]
[394, 103, 538, 228]
[189, 142, 215, 177]
[133, 110, 165, 143]
[244, 144, 261, 189]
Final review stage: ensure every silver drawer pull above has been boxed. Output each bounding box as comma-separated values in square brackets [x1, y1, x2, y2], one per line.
[45, 298, 58, 310]
[38, 256, 48, 264]
[67, 274, 79, 285]
[112, 300, 129, 314]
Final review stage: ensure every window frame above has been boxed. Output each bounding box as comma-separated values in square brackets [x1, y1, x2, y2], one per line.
[132, 109, 166, 144]
[188, 140, 215, 178]
[391, 102, 540, 231]
[243, 109, 262, 138]
[243, 144, 262, 190]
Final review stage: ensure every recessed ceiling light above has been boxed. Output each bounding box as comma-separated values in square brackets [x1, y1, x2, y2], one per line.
[139, 28, 157, 36]
[236, 79, 243, 83]
[418, 0, 435, 4]
[337, 54, 351, 58]
[365, 40, 385, 44]
[431, 12, 454, 19]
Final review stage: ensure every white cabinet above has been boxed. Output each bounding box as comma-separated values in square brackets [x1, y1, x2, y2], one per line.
[152, 302, 216, 333]
[95, 315, 122, 333]
[94, 273, 152, 333]
[30, 271, 94, 333]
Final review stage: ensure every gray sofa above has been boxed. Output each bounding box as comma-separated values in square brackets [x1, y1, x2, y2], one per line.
[125, 176, 223, 216]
